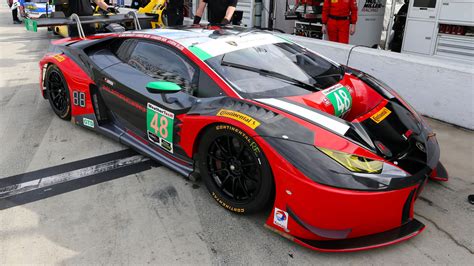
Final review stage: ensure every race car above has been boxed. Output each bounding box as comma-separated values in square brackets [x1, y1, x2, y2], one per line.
[38, 26, 448, 252]
[9, 0, 55, 20]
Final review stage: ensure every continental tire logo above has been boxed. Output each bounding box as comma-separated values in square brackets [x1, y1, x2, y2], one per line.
[212, 192, 245, 213]
[370, 107, 391, 124]
[215, 125, 261, 155]
[217, 109, 261, 129]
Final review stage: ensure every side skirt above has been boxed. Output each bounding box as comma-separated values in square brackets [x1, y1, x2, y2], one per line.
[97, 122, 194, 178]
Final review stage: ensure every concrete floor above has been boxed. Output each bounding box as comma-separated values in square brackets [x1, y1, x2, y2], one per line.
[0, 6, 473, 264]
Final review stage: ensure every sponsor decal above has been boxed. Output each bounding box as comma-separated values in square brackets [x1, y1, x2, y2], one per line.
[273, 208, 288, 230]
[118, 33, 185, 51]
[217, 109, 261, 129]
[226, 41, 238, 46]
[215, 125, 261, 155]
[101, 85, 145, 112]
[322, 97, 331, 107]
[370, 106, 391, 123]
[212, 192, 245, 213]
[147, 103, 175, 153]
[53, 54, 65, 62]
[322, 84, 353, 117]
[83, 118, 95, 128]
[104, 78, 114, 86]
[362, 0, 384, 13]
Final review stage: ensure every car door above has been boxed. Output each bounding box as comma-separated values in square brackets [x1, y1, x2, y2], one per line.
[99, 38, 222, 158]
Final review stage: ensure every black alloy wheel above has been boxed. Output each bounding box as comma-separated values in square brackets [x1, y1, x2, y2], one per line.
[198, 124, 273, 214]
[46, 65, 71, 120]
[208, 134, 262, 202]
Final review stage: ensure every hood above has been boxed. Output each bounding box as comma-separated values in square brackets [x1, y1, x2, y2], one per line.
[257, 74, 438, 175]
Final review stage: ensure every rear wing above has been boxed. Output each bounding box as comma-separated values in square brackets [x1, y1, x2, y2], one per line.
[25, 11, 151, 39]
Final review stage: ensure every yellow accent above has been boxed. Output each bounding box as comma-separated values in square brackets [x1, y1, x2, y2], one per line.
[53, 25, 69, 38]
[331, 0, 338, 3]
[138, 0, 167, 29]
[53, 54, 65, 62]
[370, 107, 392, 124]
[217, 109, 261, 129]
[319, 148, 383, 174]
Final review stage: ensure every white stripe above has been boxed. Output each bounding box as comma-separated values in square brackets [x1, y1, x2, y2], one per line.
[257, 98, 350, 135]
[194, 34, 284, 58]
[0, 155, 149, 199]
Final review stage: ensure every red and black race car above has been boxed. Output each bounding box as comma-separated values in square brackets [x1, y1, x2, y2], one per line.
[38, 26, 448, 252]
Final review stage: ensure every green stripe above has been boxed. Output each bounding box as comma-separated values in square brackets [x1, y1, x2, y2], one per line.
[275, 34, 292, 43]
[188, 46, 213, 61]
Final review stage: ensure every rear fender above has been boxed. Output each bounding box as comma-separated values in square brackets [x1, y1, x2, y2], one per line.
[39, 53, 97, 127]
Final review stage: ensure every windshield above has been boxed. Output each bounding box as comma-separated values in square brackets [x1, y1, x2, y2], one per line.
[206, 42, 343, 98]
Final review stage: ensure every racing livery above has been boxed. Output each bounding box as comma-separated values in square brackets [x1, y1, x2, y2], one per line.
[38, 26, 448, 252]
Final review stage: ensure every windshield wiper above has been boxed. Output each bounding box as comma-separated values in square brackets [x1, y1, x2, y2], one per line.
[312, 73, 344, 81]
[221, 61, 319, 91]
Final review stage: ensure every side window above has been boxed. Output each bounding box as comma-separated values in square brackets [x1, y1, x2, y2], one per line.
[114, 39, 135, 62]
[127, 41, 198, 95]
[197, 70, 225, 98]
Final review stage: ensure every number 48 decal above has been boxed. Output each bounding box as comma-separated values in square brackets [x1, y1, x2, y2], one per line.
[146, 103, 175, 153]
[322, 84, 353, 117]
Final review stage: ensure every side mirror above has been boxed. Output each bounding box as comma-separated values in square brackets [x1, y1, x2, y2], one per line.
[146, 81, 182, 94]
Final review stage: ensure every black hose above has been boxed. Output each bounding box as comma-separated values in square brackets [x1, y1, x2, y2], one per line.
[346, 45, 369, 66]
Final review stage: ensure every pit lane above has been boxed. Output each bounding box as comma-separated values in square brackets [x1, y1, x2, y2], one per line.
[0, 6, 473, 264]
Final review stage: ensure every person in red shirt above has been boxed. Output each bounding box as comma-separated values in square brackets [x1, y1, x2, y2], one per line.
[321, 0, 358, 44]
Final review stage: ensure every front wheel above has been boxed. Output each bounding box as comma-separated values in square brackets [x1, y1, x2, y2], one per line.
[198, 124, 273, 214]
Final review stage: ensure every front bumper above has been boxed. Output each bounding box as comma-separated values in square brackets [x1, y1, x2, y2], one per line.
[258, 122, 443, 252]
[264, 155, 433, 252]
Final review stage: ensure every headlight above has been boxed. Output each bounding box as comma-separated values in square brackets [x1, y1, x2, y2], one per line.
[318, 148, 383, 174]
[263, 137, 417, 191]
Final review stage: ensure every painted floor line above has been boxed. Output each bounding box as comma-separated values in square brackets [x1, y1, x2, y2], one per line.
[0, 155, 150, 199]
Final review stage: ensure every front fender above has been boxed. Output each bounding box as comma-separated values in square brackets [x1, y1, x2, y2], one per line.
[179, 97, 315, 157]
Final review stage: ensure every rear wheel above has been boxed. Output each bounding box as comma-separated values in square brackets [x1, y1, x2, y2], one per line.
[45, 65, 71, 120]
[198, 124, 273, 214]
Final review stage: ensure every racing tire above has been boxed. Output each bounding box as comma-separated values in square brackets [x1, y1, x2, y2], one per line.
[45, 65, 71, 120]
[198, 124, 273, 214]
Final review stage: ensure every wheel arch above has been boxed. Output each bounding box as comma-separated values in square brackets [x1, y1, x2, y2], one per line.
[40, 62, 54, 99]
[193, 121, 276, 213]
[186, 119, 276, 204]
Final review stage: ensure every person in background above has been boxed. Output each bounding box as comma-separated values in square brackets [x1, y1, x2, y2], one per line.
[64, 0, 114, 17]
[167, 0, 184, 26]
[64, 0, 116, 36]
[321, 0, 358, 44]
[193, 0, 238, 26]
[389, 0, 409, 52]
[8, 0, 22, 24]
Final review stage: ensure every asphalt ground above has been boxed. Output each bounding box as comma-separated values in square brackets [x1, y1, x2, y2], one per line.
[0, 6, 473, 264]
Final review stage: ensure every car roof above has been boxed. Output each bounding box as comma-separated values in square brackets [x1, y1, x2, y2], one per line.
[128, 26, 288, 60]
